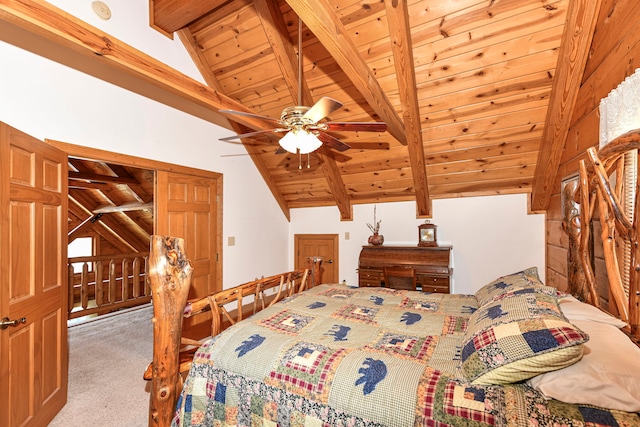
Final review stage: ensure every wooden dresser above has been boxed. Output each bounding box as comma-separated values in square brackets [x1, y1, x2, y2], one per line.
[358, 245, 452, 293]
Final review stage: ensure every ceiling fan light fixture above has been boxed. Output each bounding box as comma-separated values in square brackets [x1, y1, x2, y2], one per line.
[279, 130, 322, 154]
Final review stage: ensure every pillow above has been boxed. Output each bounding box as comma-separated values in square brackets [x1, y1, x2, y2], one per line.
[474, 267, 549, 306]
[558, 295, 627, 328]
[527, 319, 640, 412]
[460, 292, 589, 385]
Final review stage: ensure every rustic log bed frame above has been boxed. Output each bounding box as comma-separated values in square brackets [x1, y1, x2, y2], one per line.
[146, 235, 319, 426]
[577, 129, 640, 341]
[145, 129, 640, 427]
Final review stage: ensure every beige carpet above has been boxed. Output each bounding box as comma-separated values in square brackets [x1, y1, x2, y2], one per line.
[49, 305, 154, 426]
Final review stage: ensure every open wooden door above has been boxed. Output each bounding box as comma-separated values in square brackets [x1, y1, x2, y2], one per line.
[0, 123, 68, 426]
[156, 170, 221, 338]
[294, 234, 339, 284]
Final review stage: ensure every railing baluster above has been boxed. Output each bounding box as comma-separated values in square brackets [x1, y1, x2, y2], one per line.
[109, 260, 117, 303]
[133, 257, 141, 298]
[81, 262, 89, 309]
[122, 258, 130, 301]
[95, 260, 103, 306]
[67, 252, 151, 319]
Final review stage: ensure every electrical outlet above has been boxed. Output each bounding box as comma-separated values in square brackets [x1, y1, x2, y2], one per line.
[345, 231, 350, 240]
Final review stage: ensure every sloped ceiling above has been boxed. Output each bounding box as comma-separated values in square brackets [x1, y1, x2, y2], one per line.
[0, 0, 601, 223]
[147, 0, 600, 220]
[67, 158, 153, 253]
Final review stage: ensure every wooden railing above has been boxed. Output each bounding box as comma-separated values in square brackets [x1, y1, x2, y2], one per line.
[67, 252, 150, 319]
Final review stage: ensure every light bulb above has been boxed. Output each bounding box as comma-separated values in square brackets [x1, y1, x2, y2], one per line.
[279, 131, 299, 154]
[278, 130, 322, 154]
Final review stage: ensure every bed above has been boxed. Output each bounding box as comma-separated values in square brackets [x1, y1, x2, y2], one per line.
[170, 271, 640, 426]
[149, 130, 640, 427]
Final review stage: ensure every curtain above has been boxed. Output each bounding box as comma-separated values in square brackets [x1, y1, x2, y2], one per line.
[599, 68, 640, 147]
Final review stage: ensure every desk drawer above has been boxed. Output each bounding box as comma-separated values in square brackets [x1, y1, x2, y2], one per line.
[418, 275, 450, 293]
[358, 268, 381, 287]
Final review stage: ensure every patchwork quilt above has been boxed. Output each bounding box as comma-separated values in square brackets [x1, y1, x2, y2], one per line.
[172, 285, 639, 426]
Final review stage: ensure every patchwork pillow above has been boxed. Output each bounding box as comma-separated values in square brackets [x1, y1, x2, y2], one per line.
[460, 292, 589, 385]
[474, 267, 560, 306]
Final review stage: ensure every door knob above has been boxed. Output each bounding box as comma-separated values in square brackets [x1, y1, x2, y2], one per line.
[1, 317, 26, 330]
[326, 259, 333, 264]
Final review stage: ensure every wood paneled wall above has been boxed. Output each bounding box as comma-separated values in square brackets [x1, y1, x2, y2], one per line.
[546, 0, 640, 306]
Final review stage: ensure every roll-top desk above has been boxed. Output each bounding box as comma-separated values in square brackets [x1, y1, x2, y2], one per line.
[358, 245, 452, 293]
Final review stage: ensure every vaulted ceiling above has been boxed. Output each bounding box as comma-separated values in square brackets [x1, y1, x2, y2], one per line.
[0, 0, 601, 222]
[146, 0, 599, 220]
[67, 158, 153, 252]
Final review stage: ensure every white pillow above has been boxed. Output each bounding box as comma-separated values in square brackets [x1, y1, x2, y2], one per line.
[527, 319, 640, 412]
[558, 295, 627, 328]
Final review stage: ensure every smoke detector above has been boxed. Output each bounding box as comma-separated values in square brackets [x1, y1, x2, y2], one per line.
[91, 1, 111, 20]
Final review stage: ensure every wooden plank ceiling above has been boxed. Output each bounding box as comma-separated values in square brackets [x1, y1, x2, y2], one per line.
[0, 0, 600, 223]
[67, 158, 153, 253]
[149, 0, 584, 220]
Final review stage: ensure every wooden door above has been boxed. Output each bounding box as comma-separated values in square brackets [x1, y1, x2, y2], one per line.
[294, 234, 339, 284]
[156, 171, 221, 337]
[0, 123, 68, 426]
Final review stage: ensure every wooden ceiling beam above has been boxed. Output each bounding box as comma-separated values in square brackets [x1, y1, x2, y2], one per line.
[317, 149, 352, 221]
[68, 215, 95, 243]
[178, 26, 293, 221]
[253, 0, 351, 218]
[253, 0, 312, 106]
[531, 0, 603, 211]
[0, 0, 272, 132]
[149, 0, 227, 36]
[93, 202, 154, 214]
[68, 170, 139, 184]
[385, 0, 430, 217]
[106, 164, 153, 204]
[285, 0, 407, 146]
[70, 190, 148, 251]
[68, 180, 110, 190]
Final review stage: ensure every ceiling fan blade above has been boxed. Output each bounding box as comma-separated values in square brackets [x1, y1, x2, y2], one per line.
[303, 97, 344, 123]
[323, 122, 387, 132]
[317, 132, 351, 152]
[218, 109, 282, 128]
[219, 129, 282, 142]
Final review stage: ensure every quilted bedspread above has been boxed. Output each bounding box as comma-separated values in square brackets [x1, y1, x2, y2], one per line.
[172, 285, 639, 427]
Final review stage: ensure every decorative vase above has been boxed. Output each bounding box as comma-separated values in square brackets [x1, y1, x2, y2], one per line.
[368, 233, 384, 246]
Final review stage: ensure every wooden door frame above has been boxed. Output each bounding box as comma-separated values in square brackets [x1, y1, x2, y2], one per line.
[294, 233, 339, 283]
[45, 139, 224, 291]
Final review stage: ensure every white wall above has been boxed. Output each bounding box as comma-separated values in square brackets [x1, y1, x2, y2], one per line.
[0, 0, 290, 287]
[290, 195, 546, 294]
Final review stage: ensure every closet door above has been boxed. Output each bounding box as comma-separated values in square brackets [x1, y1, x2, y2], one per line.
[155, 171, 221, 338]
[0, 123, 68, 427]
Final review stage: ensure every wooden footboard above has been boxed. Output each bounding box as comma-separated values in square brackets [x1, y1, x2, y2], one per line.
[147, 235, 322, 426]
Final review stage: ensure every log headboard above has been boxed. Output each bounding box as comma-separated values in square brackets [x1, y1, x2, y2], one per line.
[575, 128, 640, 341]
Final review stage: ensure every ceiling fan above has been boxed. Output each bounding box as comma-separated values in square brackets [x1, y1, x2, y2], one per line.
[218, 18, 387, 155]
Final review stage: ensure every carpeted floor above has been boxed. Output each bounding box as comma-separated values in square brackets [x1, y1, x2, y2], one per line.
[49, 305, 153, 426]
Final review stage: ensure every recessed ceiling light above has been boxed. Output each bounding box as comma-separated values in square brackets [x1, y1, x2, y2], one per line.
[91, 1, 111, 20]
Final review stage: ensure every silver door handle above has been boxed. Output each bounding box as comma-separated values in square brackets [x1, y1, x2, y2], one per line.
[1, 317, 26, 330]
